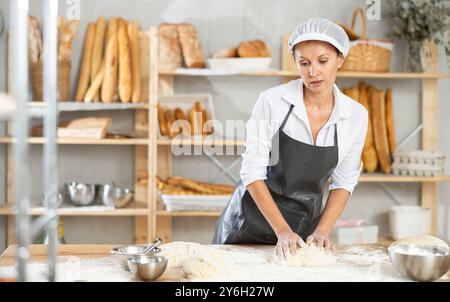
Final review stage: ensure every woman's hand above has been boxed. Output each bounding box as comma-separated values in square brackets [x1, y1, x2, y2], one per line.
[306, 230, 335, 252]
[275, 227, 306, 259]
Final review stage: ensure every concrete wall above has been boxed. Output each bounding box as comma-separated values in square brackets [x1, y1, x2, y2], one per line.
[1, 0, 449, 252]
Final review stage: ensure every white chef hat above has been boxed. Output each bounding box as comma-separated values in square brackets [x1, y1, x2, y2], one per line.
[288, 18, 350, 57]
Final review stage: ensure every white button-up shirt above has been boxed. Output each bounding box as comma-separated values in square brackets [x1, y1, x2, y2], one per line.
[240, 79, 368, 195]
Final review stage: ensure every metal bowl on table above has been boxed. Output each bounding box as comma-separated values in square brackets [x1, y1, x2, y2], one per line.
[65, 182, 96, 206]
[110, 245, 161, 271]
[97, 184, 134, 208]
[388, 244, 450, 281]
[128, 255, 168, 281]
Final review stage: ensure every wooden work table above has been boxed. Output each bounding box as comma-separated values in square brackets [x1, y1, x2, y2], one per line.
[0, 243, 448, 282]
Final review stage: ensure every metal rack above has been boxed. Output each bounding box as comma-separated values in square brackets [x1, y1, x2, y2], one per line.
[7, 0, 59, 282]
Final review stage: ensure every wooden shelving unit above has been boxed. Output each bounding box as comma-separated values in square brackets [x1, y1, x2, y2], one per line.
[2, 29, 158, 245]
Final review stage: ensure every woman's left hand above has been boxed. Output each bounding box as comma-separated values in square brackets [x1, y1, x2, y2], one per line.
[306, 230, 336, 252]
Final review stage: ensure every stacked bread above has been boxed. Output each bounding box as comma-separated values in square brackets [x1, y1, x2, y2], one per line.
[158, 101, 214, 138]
[159, 23, 206, 69]
[75, 17, 141, 103]
[156, 176, 234, 196]
[342, 82, 396, 174]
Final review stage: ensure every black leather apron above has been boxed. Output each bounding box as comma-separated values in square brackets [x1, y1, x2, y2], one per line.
[213, 104, 339, 244]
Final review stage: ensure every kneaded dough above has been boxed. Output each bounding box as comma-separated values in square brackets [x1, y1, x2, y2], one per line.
[390, 235, 449, 249]
[158, 241, 236, 279]
[271, 244, 337, 267]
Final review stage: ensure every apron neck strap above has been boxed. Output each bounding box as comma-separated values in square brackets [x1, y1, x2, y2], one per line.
[281, 104, 294, 131]
[334, 123, 338, 147]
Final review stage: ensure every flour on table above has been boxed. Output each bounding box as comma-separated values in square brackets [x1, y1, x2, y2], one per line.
[159, 241, 237, 280]
[389, 235, 449, 249]
[271, 243, 337, 267]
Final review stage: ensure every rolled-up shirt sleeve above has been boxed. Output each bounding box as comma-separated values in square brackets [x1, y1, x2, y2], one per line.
[240, 93, 278, 187]
[329, 110, 368, 195]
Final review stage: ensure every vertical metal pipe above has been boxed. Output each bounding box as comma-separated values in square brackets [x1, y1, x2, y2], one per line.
[42, 0, 59, 282]
[10, 0, 30, 282]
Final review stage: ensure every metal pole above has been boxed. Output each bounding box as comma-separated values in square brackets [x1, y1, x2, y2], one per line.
[42, 0, 59, 282]
[10, 0, 30, 282]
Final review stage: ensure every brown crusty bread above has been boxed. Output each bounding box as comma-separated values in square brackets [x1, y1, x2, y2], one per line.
[128, 22, 141, 103]
[101, 18, 118, 103]
[358, 82, 378, 172]
[75, 23, 96, 101]
[385, 88, 396, 155]
[370, 88, 391, 173]
[158, 105, 169, 136]
[237, 40, 271, 57]
[213, 47, 238, 59]
[118, 19, 132, 103]
[177, 23, 206, 68]
[158, 23, 182, 70]
[90, 17, 106, 101]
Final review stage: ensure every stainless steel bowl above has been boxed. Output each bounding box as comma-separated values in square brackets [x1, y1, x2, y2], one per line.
[65, 182, 96, 206]
[128, 255, 168, 281]
[97, 184, 134, 208]
[388, 244, 450, 281]
[110, 245, 161, 271]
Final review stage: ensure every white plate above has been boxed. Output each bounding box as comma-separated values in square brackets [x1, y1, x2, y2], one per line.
[207, 58, 272, 71]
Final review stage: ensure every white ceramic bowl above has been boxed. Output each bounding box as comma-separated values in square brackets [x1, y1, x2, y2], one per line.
[389, 205, 431, 240]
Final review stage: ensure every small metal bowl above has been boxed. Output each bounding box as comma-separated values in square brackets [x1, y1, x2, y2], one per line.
[388, 244, 450, 281]
[110, 245, 161, 271]
[128, 255, 168, 281]
[65, 182, 96, 206]
[98, 184, 134, 208]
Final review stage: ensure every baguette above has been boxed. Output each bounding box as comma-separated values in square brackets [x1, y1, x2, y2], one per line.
[358, 82, 378, 172]
[128, 22, 141, 103]
[167, 176, 229, 195]
[164, 109, 177, 138]
[188, 102, 204, 135]
[177, 23, 206, 68]
[174, 108, 186, 120]
[90, 17, 106, 101]
[75, 23, 96, 101]
[158, 106, 169, 136]
[101, 18, 118, 103]
[84, 60, 105, 103]
[370, 88, 391, 173]
[385, 88, 396, 154]
[117, 19, 132, 103]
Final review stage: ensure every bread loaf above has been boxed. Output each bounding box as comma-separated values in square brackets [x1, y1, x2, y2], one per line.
[90, 17, 106, 101]
[177, 23, 206, 68]
[213, 47, 238, 59]
[188, 101, 204, 135]
[385, 88, 396, 154]
[75, 23, 96, 101]
[158, 23, 182, 70]
[371, 88, 391, 173]
[237, 40, 271, 57]
[84, 60, 105, 103]
[164, 109, 177, 138]
[128, 22, 141, 103]
[118, 19, 132, 103]
[57, 17, 80, 62]
[101, 18, 118, 103]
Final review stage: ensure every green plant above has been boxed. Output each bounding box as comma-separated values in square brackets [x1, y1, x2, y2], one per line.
[386, 0, 450, 71]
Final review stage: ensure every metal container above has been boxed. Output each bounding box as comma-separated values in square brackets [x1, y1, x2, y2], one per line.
[388, 244, 450, 281]
[110, 245, 161, 271]
[128, 255, 168, 281]
[65, 182, 96, 206]
[97, 184, 134, 208]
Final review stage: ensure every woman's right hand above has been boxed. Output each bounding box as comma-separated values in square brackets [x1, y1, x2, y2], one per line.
[275, 227, 306, 259]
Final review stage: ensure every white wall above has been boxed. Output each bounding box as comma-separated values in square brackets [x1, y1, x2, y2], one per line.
[1, 0, 449, 252]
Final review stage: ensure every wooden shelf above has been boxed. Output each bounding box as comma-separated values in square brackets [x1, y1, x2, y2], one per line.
[156, 210, 221, 217]
[27, 102, 150, 111]
[157, 138, 245, 146]
[359, 173, 450, 183]
[0, 137, 149, 145]
[159, 69, 450, 79]
[0, 202, 149, 216]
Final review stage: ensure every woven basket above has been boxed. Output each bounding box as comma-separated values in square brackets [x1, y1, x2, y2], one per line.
[340, 8, 393, 72]
[30, 60, 72, 101]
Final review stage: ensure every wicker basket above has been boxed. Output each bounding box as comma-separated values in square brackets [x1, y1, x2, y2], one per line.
[30, 60, 72, 101]
[340, 8, 393, 72]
